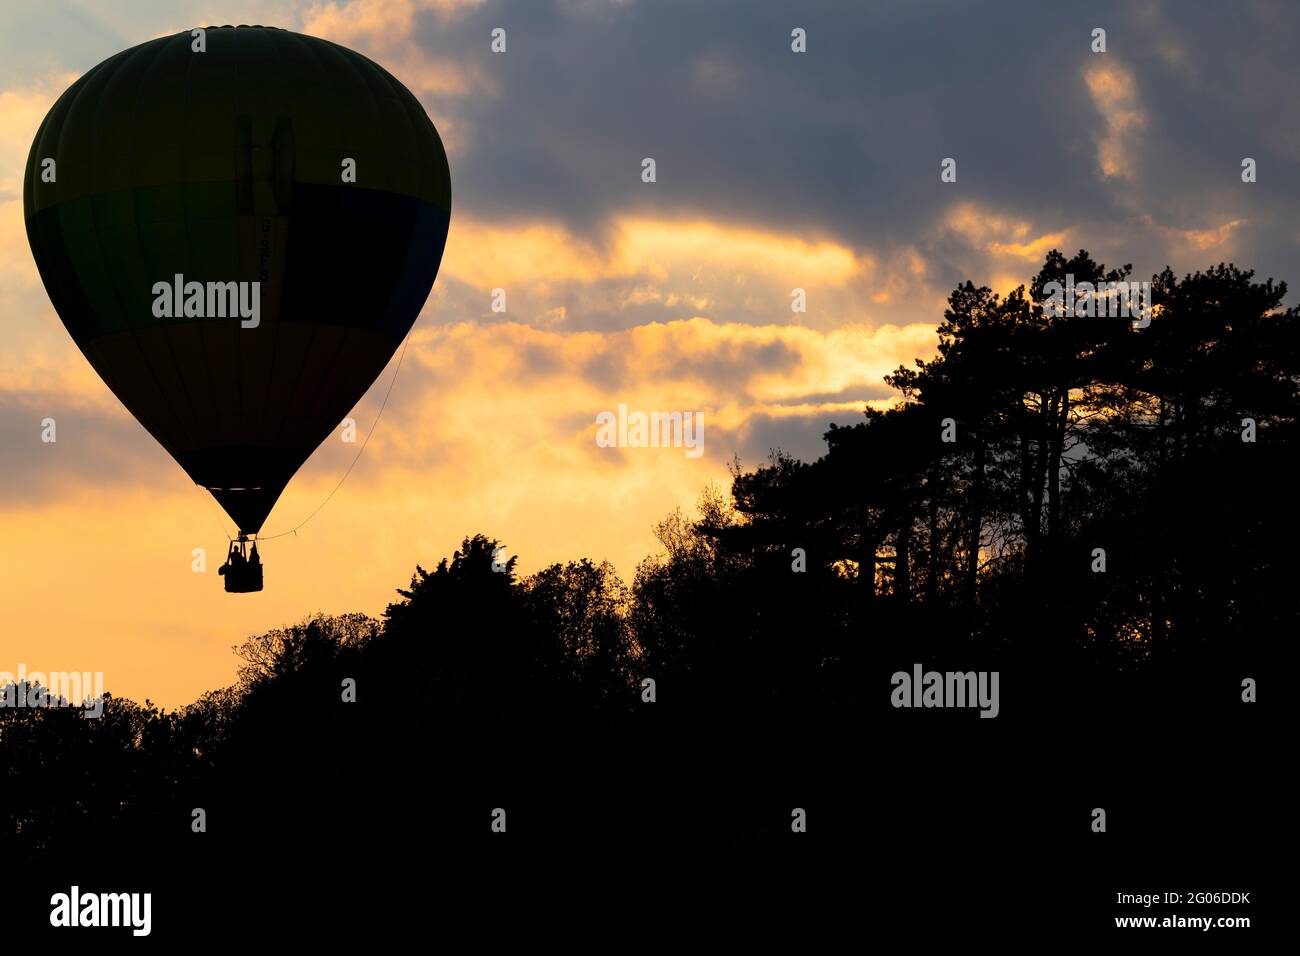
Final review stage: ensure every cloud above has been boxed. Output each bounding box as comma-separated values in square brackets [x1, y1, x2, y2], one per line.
[348, 316, 937, 490]
[0, 389, 168, 508]
[442, 215, 861, 291]
[1084, 62, 1147, 181]
[301, 0, 483, 44]
[0, 310, 935, 713]
[0, 315, 934, 513]
[436, 212, 897, 333]
[943, 202, 1074, 263]
[0, 74, 76, 200]
[4, 0, 1300, 711]
[0, 72, 108, 383]
[1140, 214, 1247, 260]
[301, 0, 492, 158]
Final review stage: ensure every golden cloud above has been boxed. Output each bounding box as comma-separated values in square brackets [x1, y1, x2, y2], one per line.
[942, 201, 1073, 268]
[442, 215, 864, 292]
[301, 0, 484, 44]
[1140, 213, 1247, 259]
[301, 0, 492, 158]
[1, 311, 940, 708]
[1084, 62, 1147, 180]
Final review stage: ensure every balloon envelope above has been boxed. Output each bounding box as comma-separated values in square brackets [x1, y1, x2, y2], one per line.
[24, 25, 451, 534]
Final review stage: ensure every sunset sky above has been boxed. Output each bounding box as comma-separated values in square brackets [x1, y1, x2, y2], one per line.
[2, 0, 1297, 707]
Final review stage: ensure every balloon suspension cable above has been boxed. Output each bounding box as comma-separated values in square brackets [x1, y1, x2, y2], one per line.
[197, 484, 234, 541]
[254, 332, 413, 542]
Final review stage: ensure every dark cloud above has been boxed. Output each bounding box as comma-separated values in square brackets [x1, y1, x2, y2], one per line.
[578, 349, 628, 390]
[658, 337, 800, 387]
[0, 0, 134, 88]
[709, 407, 851, 466]
[0, 391, 171, 506]
[410, 0, 1300, 301]
[779, 383, 895, 406]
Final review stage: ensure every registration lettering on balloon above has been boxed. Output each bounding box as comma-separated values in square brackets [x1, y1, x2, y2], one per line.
[241, 215, 286, 324]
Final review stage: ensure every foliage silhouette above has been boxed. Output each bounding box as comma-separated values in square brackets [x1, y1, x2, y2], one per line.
[2, 249, 1293, 861]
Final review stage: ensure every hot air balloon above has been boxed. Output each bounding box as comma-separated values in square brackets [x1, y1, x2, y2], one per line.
[23, 25, 451, 592]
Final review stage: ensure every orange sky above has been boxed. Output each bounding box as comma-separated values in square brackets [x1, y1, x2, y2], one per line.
[0, 242, 936, 706]
[0, 0, 1272, 709]
[0, 78, 938, 706]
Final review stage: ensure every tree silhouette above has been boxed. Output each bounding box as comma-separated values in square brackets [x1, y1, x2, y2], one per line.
[3, 248, 1294, 862]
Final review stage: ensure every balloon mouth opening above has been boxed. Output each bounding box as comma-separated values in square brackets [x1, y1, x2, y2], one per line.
[205, 485, 278, 538]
